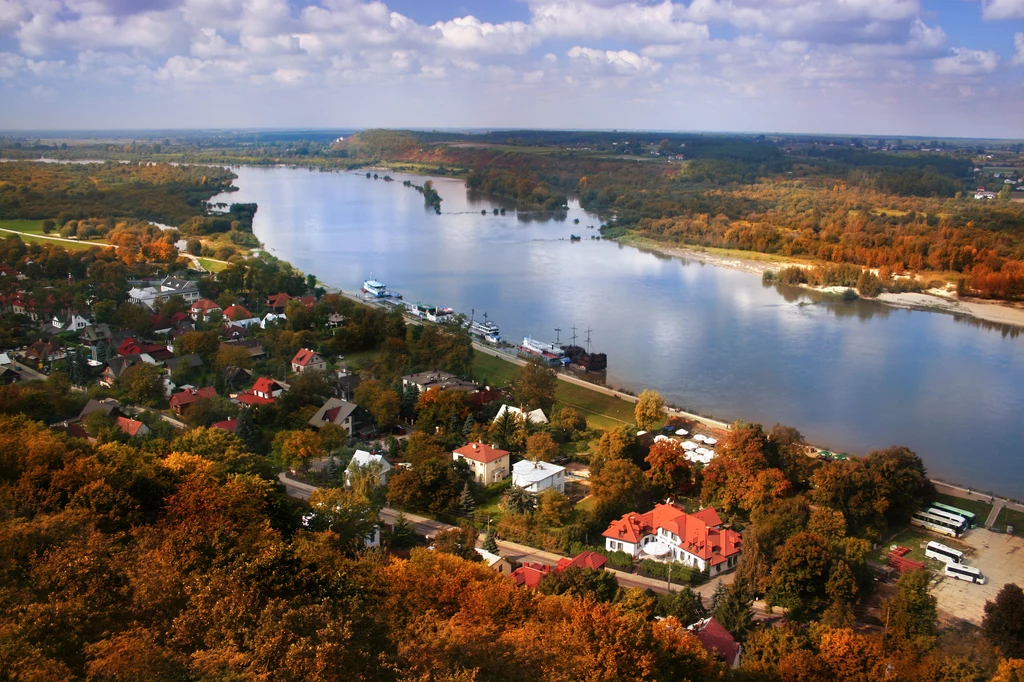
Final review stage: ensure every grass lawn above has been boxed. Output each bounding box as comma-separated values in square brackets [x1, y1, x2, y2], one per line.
[197, 257, 229, 273]
[0, 219, 45, 234]
[473, 352, 638, 430]
[995, 506, 1024, 532]
[878, 527, 941, 564]
[339, 348, 382, 371]
[931, 493, 992, 523]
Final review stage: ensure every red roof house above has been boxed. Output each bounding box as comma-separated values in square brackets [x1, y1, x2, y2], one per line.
[222, 304, 252, 322]
[234, 377, 285, 406]
[190, 299, 222, 321]
[115, 416, 150, 438]
[452, 443, 511, 485]
[556, 550, 609, 572]
[511, 562, 551, 589]
[291, 348, 326, 373]
[692, 617, 742, 668]
[602, 503, 741, 577]
[211, 418, 238, 433]
[169, 386, 217, 414]
[266, 293, 292, 311]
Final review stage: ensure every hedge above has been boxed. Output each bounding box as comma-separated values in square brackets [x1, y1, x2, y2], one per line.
[639, 559, 698, 584]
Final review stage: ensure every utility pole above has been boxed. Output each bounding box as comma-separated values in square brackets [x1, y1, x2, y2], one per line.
[585, 328, 593, 353]
[571, 325, 578, 346]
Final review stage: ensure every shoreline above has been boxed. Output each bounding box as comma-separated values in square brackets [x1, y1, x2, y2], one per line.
[618, 234, 1024, 330]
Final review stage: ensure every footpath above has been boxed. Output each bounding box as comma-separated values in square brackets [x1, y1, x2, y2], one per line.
[931, 480, 1023, 527]
[276, 473, 730, 597]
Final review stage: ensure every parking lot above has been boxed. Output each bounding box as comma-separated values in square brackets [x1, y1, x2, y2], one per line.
[933, 528, 1024, 625]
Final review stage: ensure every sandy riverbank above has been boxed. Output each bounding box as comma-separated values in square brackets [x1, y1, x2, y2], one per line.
[619, 235, 1024, 330]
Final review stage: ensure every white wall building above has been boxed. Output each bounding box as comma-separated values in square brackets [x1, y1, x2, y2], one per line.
[512, 460, 566, 494]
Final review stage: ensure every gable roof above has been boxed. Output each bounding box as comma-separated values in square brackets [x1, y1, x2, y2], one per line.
[309, 397, 358, 427]
[291, 348, 323, 367]
[169, 386, 217, 409]
[556, 550, 608, 572]
[252, 377, 282, 394]
[511, 563, 551, 589]
[115, 416, 147, 437]
[267, 293, 292, 307]
[190, 298, 221, 313]
[602, 503, 741, 566]
[454, 442, 509, 464]
[211, 418, 238, 433]
[235, 391, 275, 406]
[222, 304, 252, 321]
[694, 618, 741, 665]
[79, 398, 122, 421]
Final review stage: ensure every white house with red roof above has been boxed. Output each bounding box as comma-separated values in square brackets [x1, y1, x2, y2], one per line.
[602, 503, 741, 576]
[234, 377, 286, 406]
[190, 299, 222, 322]
[690, 617, 742, 668]
[168, 386, 217, 414]
[291, 348, 326, 373]
[453, 442, 510, 485]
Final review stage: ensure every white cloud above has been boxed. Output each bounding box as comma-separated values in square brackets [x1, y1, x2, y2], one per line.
[980, 0, 1024, 20]
[1014, 32, 1024, 65]
[933, 48, 1000, 76]
[30, 84, 57, 98]
[430, 16, 536, 54]
[532, 1, 709, 44]
[568, 46, 661, 74]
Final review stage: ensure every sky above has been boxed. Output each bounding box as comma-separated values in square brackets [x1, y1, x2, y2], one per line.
[1, 0, 1023, 137]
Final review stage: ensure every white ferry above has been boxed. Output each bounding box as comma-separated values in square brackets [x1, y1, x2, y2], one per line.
[362, 279, 402, 299]
[470, 320, 501, 344]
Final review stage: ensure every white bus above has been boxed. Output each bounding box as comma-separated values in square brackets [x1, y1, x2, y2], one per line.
[926, 507, 968, 533]
[926, 541, 964, 565]
[911, 510, 963, 538]
[931, 502, 977, 529]
[944, 563, 985, 584]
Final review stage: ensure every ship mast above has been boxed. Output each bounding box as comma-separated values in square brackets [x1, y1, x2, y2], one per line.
[585, 328, 593, 354]
[554, 327, 562, 344]
[571, 326, 578, 346]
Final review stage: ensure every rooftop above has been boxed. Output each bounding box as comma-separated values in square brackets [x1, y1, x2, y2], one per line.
[453, 442, 509, 464]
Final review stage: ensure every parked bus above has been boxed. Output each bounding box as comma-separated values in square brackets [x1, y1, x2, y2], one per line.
[926, 507, 968, 533]
[930, 501, 977, 528]
[926, 541, 964, 565]
[911, 510, 963, 538]
[944, 563, 986, 584]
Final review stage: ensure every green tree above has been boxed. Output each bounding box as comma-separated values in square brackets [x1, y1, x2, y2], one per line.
[174, 331, 221, 362]
[982, 583, 1024, 658]
[513, 359, 557, 413]
[386, 458, 463, 513]
[488, 409, 527, 453]
[538, 566, 620, 603]
[714, 579, 755, 642]
[306, 487, 376, 554]
[458, 483, 475, 516]
[501, 486, 537, 515]
[115, 363, 164, 406]
[766, 531, 837, 620]
[655, 586, 708, 625]
[884, 569, 937, 649]
[536, 488, 572, 527]
[634, 389, 665, 430]
[354, 379, 401, 431]
[389, 512, 417, 549]
[482, 529, 498, 553]
[234, 407, 261, 453]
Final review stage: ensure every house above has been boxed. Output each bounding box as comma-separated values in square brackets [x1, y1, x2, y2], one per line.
[0, 365, 20, 385]
[332, 368, 362, 401]
[291, 348, 327, 373]
[220, 339, 266, 360]
[158, 276, 201, 304]
[555, 550, 608, 572]
[0, 352, 10, 366]
[100, 356, 139, 387]
[266, 292, 292, 312]
[79, 324, 113, 359]
[402, 370, 480, 393]
[476, 548, 514, 576]
[511, 562, 551, 589]
[150, 316, 175, 335]
[327, 313, 346, 328]
[0, 263, 20, 277]
[51, 312, 91, 332]
[308, 397, 361, 433]
[190, 299, 222, 322]
[975, 191, 997, 200]
[260, 312, 287, 328]
[211, 418, 237, 433]
[25, 339, 64, 364]
[690, 618, 742, 669]
[345, 449, 392, 486]
[494, 404, 548, 425]
[512, 460, 566, 494]
[221, 323, 248, 340]
[114, 416, 150, 438]
[79, 398, 124, 421]
[453, 443, 510, 485]
[222, 304, 252, 322]
[234, 377, 286, 406]
[164, 353, 203, 373]
[602, 504, 741, 576]
[222, 365, 253, 391]
[169, 386, 217, 414]
[51, 421, 89, 439]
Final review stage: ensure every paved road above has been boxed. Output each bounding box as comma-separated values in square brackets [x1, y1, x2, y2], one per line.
[133, 405, 187, 429]
[8, 360, 48, 382]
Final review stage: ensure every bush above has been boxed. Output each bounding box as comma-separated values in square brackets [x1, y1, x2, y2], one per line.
[778, 266, 808, 285]
[762, 270, 775, 283]
[639, 559, 697, 584]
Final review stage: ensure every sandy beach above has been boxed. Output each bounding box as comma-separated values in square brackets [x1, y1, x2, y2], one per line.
[620, 235, 1024, 330]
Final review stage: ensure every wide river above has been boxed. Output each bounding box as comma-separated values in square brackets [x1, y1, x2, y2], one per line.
[214, 167, 1024, 497]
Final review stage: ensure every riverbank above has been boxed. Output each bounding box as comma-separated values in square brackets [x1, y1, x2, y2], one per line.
[617, 234, 1024, 330]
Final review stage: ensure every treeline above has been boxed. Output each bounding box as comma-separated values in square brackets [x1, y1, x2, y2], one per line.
[0, 161, 236, 226]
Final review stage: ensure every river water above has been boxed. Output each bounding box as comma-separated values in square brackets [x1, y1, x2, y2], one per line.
[213, 166, 1024, 497]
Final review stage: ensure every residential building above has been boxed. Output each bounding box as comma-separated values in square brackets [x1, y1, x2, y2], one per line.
[402, 370, 480, 393]
[158, 276, 201, 304]
[164, 353, 203, 373]
[602, 504, 741, 576]
[79, 398, 124, 422]
[222, 304, 252, 322]
[327, 313, 346, 328]
[222, 365, 253, 391]
[453, 443, 510, 485]
[79, 324, 112, 360]
[308, 397, 361, 433]
[476, 548, 514, 576]
[346, 449, 392, 485]
[220, 339, 266, 360]
[114, 416, 150, 438]
[494, 404, 548, 425]
[211, 418, 238, 433]
[266, 292, 292, 312]
[555, 550, 608, 572]
[291, 348, 327, 373]
[51, 312, 91, 332]
[332, 368, 362, 401]
[512, 460, 566, 494]
[511, 562, 551, 588]
[0, 365, 20, 385]
[168, 386, 217, 414]
[25, 339, 64, 364]
[190, 299, 222, 322]
[260, 312, 287, 328]
[690, 618, 742, 669]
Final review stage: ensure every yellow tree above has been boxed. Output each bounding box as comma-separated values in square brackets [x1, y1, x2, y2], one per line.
[634, 389, 665, 430]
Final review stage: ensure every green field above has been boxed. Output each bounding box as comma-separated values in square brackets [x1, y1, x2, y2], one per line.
[0, 219, 107, 251]
[0, 219, 46, 234]
[994, 506, 1024, 532]
[473, 352, 640, 430]
[878, 527, 941, 564]
[932, 493, 993, 523]
[197, 257, 229, 273]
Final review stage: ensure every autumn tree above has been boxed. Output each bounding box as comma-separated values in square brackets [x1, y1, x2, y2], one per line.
[701, 422, 792, 516]
[526, 432, 559, 462]
[589, 458, 649, 519]
[536, 488, 572, 527]
[589, 424, 642, 473]
[884, 569, 937, 650]
[174, 330, 221, 362]
[432, 524, 481, 562]
[115, 362, 165, 405]
[644, 439, 693, 494]
[415, 387, 471, 436]
[983, 583, 1024, 659]
[272, 429, 323, 472]
[513, 358, 558, 413]
[551, 407, 587, 438]
[353, 379, 401, 431]
[538, 566, 620, 603]
[386, 458, 463, 513]
[634, 389, 665, 430]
